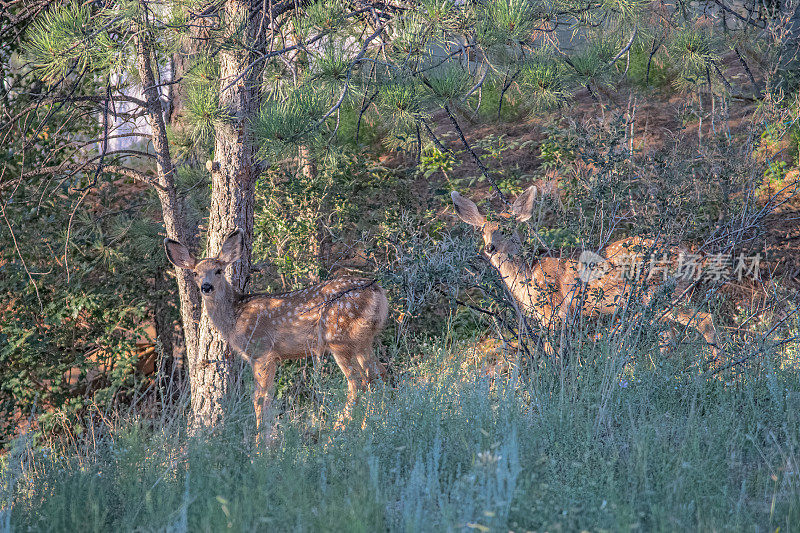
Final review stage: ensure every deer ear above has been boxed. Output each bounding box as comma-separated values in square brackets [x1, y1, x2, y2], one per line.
[511, 185, 537, 222]
[218, 229, 243, 264]
[164, 238, 196, 270]
[450, 191, 486, 227]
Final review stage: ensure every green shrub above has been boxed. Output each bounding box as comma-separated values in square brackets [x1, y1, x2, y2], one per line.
[0, 183, 164, 445]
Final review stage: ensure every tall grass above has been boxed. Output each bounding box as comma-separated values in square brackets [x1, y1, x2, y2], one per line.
[3, 331, 799, 531]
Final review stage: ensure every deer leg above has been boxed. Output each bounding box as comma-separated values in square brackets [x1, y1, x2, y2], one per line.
[665, 309, 722, 365]
[552, 304, 572, 363]
[353, 349, 386, 431]
[353, 353, 370, 389]
[659, 326, 678, 355]
[536, 330, 556, 358]
[330, 347, 366, 429]
[355, 350, 387, 388]
[252, 357, 277, 446]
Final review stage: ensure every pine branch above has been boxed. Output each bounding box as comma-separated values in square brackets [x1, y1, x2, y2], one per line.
[308, 21, 389, 131]
[5, 93, 149, 133]
[607, 26, 638, 68]
[220, 32, 327, 94]
[419, 118, 450, 153]
[20, 160, 163, 190]
[442, 103, 506, 203]
[27, 94, 150, 108]
[218, 3, 382, 94]
[712, 0, 766, 29]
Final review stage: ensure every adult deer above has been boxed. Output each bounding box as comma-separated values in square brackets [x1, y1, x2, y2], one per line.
[165, 229, 388, 434]
[451, 186, 721, 361]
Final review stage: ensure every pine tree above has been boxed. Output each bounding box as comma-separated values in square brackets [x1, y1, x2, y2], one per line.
[5, 0, 794, 429]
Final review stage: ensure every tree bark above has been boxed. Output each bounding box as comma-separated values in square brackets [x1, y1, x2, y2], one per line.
[192, 0, 266, 425]
[133, 19, 202, 408]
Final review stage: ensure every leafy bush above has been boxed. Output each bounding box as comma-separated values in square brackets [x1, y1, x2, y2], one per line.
[0, 180, 165, 444]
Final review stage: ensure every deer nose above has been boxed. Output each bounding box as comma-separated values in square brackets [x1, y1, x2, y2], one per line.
[201, 282, 214, 294]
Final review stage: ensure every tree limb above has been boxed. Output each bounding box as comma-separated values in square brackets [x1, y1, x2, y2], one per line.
[20, 162, 163, 190]
[607, 26, 638, 67]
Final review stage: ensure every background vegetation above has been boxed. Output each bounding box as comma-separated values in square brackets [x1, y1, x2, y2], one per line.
[1, 0, 799, 529]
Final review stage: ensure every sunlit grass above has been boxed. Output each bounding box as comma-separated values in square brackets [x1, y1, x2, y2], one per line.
[3, 331, 800, 531]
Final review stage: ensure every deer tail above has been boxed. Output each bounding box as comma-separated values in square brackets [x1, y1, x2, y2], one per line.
[372, 284, 389, 332]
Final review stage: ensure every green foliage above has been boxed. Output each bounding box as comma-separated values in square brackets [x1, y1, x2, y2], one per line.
[375, 81, 425, 150]
[625, 42, 673, 89]
[568, 40, 617, 89]
[519, 59, 570, 111]
[477, 0, 543, 45]
[537, 225, 581, 249]
[753, 112, 799, 193]
[600, 0, 649, 21]
[24, 3, 113, 85]
[7, 337, 800, 530]
[0, 23, 170, 444]
[667, 28, 720, 90]
[423, 63, 474, 102]
[419, 147, 456, 180]
[377, 213, 477, 333]
[252, 87, 331, 157]
[763, 159, 789, 187]
[474, 133, 534, 168]
[186, 82, 224, 144]
[184, 55, 224, 144]
[253, 149, 409, 289]
[313, 45, 352, 87]
[301, 0, 348, 34]
[417, 0, 463, 34]
[466, 79, 525, 121]
[389, 12, 431, 59]
[447, 133, 536, 192]
[0, 179, 163, 444]
[327, 103, 386, 149]
[538, 127, 576, 172]
[253, 168, 329, 285]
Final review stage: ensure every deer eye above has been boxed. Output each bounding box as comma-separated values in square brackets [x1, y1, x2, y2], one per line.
[193, 272, 198, 277]
[215, 269, 222, 276]
[485, 243, 496, 254]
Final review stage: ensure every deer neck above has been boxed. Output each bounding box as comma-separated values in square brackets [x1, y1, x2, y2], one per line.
[489, 252, 538, 310]
[202, 290, 241, 342]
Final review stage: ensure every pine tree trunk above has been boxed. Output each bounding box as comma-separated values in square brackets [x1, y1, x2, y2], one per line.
[191, 0, 266, 426]
[133, 21, 201, 403]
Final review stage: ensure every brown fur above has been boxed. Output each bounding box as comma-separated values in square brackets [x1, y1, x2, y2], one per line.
[165, 230, 388, 436]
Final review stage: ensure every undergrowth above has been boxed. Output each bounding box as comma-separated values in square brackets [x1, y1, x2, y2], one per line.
[3, 333, 799, 532]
